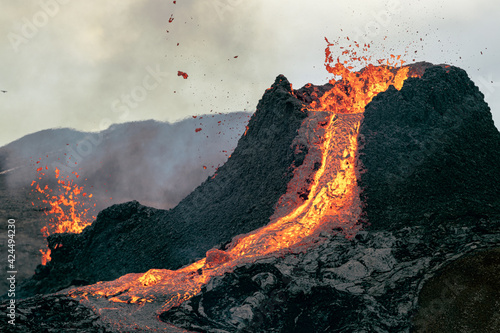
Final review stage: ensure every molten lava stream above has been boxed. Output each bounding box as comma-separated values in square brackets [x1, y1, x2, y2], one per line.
[67, 58, 413, 323]
[228, 113, 363, 258]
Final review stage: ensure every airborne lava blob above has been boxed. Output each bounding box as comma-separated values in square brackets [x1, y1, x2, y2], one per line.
[64, 39, 417, 322]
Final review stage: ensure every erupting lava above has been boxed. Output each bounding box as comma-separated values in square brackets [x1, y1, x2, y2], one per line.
[312, 37, 410, 113]
[31, 166, 96, 265]
[65, 38, 417, 322]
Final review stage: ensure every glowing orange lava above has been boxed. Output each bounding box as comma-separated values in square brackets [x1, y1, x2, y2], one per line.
[66, 39, 417, 321]
[39, 248, 51, 266]
[31, 166, 96, 265]
[177, 71, 188, 79]
[312, 38, 410, 113]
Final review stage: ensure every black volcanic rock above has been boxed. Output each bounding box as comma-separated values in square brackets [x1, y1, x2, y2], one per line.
[0, 295, 111, 333]
[160, 219, 500, 333]
[19, 75, 307, 297]
[160, 261, 364, 332]
[359, 65, 500, 230]
[412, 247, 500, 332]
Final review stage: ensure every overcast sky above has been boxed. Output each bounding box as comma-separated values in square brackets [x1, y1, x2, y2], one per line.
[1, 0, 499, 147]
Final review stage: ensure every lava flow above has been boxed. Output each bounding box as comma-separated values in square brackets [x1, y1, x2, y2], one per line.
[65, 39, 417, 321]
[31, 166, 96, 265]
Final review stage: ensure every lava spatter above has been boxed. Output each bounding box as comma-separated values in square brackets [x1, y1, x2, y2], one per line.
[30, 166, 96, 265]
[177, 71, 188, 79]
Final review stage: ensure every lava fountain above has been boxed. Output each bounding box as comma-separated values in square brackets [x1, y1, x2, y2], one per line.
[64, 39, 417, 323]
[30, 166, 96, 265]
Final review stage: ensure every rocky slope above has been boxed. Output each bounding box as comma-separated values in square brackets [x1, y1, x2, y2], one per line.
[359, 65, 500, 230]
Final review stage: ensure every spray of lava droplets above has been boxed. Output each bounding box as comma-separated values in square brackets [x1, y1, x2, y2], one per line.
[31, 165, 96, 265]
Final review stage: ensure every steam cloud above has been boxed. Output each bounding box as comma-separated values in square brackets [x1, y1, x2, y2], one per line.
[1, 112, 251, 211]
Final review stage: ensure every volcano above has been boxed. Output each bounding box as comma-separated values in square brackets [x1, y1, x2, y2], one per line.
[1, 59, 500, 332]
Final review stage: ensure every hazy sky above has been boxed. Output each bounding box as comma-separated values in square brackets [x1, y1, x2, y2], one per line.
[1, 0, 499, 146]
